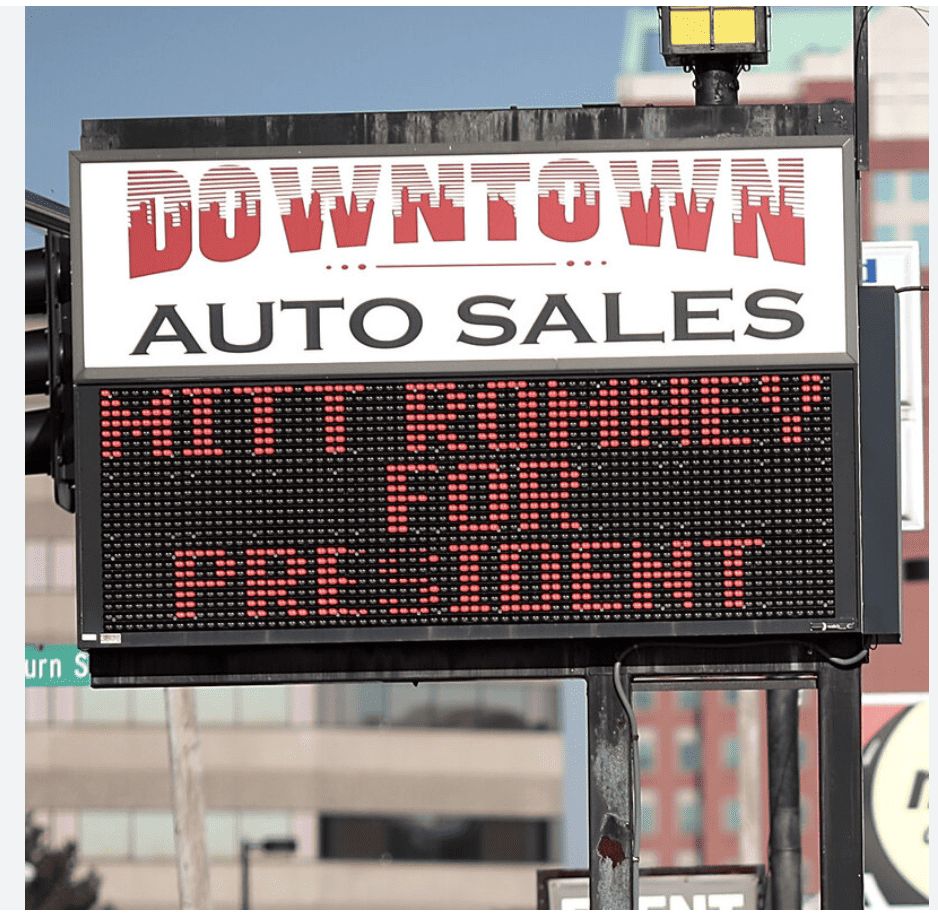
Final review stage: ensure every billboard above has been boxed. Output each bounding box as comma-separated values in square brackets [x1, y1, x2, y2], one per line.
[68, 134, 884, 662]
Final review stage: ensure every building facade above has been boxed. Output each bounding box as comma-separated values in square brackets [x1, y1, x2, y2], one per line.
[615, 4, 928, 904]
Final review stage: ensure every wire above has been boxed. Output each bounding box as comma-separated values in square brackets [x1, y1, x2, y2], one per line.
[909, 6, 929, 26]
[895, 285, 929, 294]
[612, 660, 642, 910]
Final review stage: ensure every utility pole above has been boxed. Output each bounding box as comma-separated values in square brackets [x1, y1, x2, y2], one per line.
[165, 687, 211, 909]
[737, 691, 763, 864]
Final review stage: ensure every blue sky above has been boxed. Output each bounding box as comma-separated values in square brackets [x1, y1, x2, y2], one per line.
[26, 6, 631, 208]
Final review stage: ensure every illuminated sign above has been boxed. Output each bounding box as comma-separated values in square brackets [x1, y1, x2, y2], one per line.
[76, 368, 857, 647]
[71, 134, 867, 656]
[71, 139, 856, 379]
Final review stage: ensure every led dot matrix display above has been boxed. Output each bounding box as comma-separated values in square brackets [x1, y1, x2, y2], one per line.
[82, 370, 855, 643]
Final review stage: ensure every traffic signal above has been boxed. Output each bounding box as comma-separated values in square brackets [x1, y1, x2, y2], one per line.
[25, 215, 74, 512]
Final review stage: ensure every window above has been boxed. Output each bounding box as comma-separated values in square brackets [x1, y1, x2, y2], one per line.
[675, 726, 701, 772]
[641, 789, 659, 837]
[632, 691, 655, 711]
[911, 224, 929, 266]
[676, 790, 702, 835]
[677, 690, 701, 711]
[79, 810, 130, 858]
[722, 736, 740, 770]
[74, 809, 294, 861]
[319, 681, 559, 731]
[638, 729, 657, 772]
[722, 798, 741, 832]
[909, 171, 928, 203]
[873, 171, 896, 204]
[875, 224, 897, 242]
[320, 813, 552, 863]
[131, 811, 175, 859]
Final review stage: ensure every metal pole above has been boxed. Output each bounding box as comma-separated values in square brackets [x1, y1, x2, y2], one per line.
[766, 689, 802, 909]
[817, 659, 864, 908]
[165, 687, 211, 909]
[587, 668, 635, 909]
[240, 842, 251, 910]
[693, 56, 740, 105]
[853, 7, 870, 172]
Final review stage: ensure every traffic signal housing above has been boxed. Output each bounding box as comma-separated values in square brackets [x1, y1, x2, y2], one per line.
[25, 197, 74, 512]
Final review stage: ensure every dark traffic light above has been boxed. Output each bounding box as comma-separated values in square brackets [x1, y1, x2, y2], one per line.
[26, 191, 74, 512]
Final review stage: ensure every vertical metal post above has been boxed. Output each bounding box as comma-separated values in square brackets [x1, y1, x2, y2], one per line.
[817, 660, 864, 908]
[240, 841, 251, 910]
[853, 7, 870, 172]
[587, 668, 635, 909]
[766, 689, 802, 908]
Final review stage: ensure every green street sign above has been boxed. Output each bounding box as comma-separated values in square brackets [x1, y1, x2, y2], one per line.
[25, 644, 90, 687]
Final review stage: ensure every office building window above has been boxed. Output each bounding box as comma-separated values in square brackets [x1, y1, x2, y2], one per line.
[722, 736, 740, 770]
[875, 224, 897, 242]
[873, 171, 896, 203]
[131, 811, 175, 859]
[641, 789, 659, 837]
[320, 813, 552, 863]
[319, 681, 558, 731]
[79, 810, 131, 859]
[632, 691, 655, 711]
[675, 790, 702, 836]
[909, 170, 928, 203]
[677, 690, 701, 711]
[675, 727, 701, 772]
[638, 729, 657, 772]
[722, 799, 741, 832]
[911, 224, 929, 265]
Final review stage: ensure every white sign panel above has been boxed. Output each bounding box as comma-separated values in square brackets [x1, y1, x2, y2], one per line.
[73, 142, 854, 378]
[861, 241, 925, 530]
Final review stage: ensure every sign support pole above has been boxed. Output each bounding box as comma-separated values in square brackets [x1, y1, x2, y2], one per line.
[817, 658, 864, 908]
[587, 668, 636, 909]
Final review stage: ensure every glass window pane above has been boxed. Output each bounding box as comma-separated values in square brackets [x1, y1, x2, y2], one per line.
[25, 540, 47, 589]
[194, 686, 236, 724]
[132, 687, 167, 724]
[911, 224, 929, 265]
[239, 686, 288, 725]
[205, 810, 237, 860]
[909, 171, 928, 202]
[875, 224, 897, 242]
[633, 691, 655, 710]
[132, 811, 176, 859]
[481, 683, 531, 729]
[51, 539, 75, 589]
[355, 683, 386, 726]
[677, 793, 702, 835]
[386, 683, 429, 725]
[638, 730, 657, 772]
[873, 172, 896, 203]
[722, 736, 740, 769]
[676, 727, 701, 772]
[239, 811, 291, 845]
[76, 686, 130, 724]
[80, 810, 130, 858]
[722, 799, 741, 832]
[677, 690, 701, 710]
